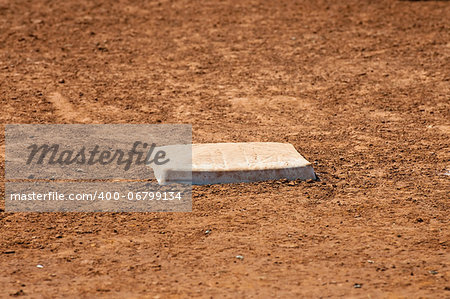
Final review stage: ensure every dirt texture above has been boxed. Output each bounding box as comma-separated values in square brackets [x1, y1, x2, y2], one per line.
[0, 0, 449, 297]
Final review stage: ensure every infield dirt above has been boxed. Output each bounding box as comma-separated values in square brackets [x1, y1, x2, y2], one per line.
[0, 0, 449, 297]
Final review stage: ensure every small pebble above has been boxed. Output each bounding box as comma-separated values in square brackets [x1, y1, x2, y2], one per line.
[353, 283, 362, 288]
[429, 270, 438, 275]
[235, 255, 244, 260]
[36, 264, 44, 268]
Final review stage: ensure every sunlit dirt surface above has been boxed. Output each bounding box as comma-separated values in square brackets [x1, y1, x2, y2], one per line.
[0, 0, 449, 297]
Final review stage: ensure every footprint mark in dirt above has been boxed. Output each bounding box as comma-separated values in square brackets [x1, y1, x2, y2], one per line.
[48, 92, 92, 123]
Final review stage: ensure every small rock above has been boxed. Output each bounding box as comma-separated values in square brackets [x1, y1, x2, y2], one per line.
[367, 260, 374, 264]
[353, 283, 362, 288]
[205, 229, 211, 235]
[235, 255, 244, 260]
[429, 270, 438, 275]
[3, 250, 15, 254]
[58, 79, 65, 84]
[36, 264, 44, 268]
[10, 290, 25, 296]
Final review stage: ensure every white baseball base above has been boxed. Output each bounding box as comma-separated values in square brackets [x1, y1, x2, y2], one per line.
[151, 142, 316, 185]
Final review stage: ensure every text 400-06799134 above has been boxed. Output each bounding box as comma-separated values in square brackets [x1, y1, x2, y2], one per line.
[92, 191, 183, 201]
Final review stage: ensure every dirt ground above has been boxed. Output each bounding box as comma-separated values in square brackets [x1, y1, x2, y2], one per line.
[0, 0, 449, 297]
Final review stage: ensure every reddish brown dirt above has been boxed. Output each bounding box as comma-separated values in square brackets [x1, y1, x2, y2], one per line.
[1, 0, 449, 297]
